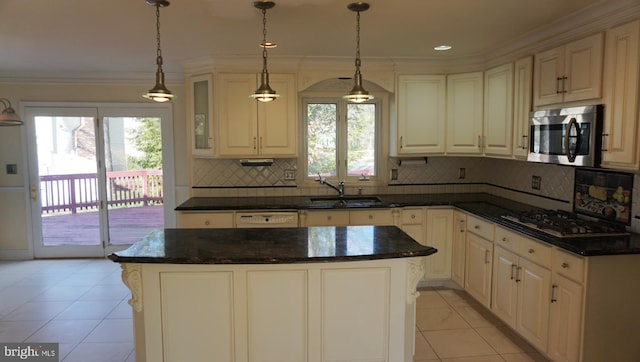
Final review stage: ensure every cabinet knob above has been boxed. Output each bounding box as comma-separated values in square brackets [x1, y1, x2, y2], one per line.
[502, 237, 507, 242]
[411, 214, 416, 219]
[204, 220, 210, 226]
[561, 262, 569, 268]
[528, 248, 535, 254]
[368, 215, 373, 220]
[474, 225, 480, 229]
[327, 216, 332, 221]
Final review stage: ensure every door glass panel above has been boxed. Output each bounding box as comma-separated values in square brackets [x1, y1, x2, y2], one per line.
[103, 117, 164, 245]
[35, 116, 101, 246]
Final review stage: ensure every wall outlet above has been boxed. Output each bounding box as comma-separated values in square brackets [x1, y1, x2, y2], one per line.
[531, 175, 541, 190]
[284, 169, 296, 181]
[458, 168, 466, 179]
[390, 168, 398, 181]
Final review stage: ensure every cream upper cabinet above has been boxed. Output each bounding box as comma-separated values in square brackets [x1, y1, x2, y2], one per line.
[215, 73, 297, 158]
[533, 33, 604, 106]
[512, 56, 533, 158]
[395, 75, 447, 155]
[446, 72, 484, 154]
[188, 73, 215, 157]
[601, 20, 640, 170]
[483, 63, 514, 156]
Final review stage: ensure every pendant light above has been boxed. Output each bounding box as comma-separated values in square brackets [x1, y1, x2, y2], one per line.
[142, 0, 175, 102]
[0, 98, 22, 126]
[343, 2, 374, 103]
[251, 1, 280, 102]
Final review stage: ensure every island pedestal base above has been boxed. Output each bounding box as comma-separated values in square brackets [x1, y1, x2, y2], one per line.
[120, 258, 424, 362]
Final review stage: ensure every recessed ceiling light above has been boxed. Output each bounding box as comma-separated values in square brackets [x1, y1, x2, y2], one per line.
[434, 45, 452, 51]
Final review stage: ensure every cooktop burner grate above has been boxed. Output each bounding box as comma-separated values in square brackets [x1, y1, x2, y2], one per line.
[502, 209, 628, 238]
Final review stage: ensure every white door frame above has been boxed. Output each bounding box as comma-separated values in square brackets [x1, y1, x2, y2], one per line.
[22, 102, 175, 258]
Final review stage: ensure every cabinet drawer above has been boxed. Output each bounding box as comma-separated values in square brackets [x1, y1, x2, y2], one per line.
[466, 215, 494, 240]
[553, 248, 586, 283]
[305, 211, 350, 226]
[177, 212, 234, 228]
[350, 210, 394, 226]
[520, 237, 552, 268]
[401, 208, 424, 225]
[495, 226, 520, 253]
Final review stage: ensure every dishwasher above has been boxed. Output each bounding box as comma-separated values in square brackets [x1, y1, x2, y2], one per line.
[235, 212, 299, 228]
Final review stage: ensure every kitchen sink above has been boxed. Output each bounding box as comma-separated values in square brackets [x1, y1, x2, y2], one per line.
[309, 196, 383, 208]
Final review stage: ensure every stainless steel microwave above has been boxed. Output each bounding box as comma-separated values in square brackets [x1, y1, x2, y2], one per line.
[527, 105, 603, 167]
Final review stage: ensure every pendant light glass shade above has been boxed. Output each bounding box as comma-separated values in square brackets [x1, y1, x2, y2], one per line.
[251, 1, 279, 102]
[143, 0, 175, 102]
[344, 2, 374, 103]
[0, 98, 22, 126]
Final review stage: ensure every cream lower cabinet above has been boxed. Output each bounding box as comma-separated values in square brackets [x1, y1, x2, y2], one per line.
[300, 210, 350, 226]
[464, 215, 494, 308]
[424, 208, 453, 280]
[548, 257, 584, 362]
[451, 211, 466, 287]
[177, 211, 235, 228]
[492, 226, 551, 352]
[127, 259, 421, 362]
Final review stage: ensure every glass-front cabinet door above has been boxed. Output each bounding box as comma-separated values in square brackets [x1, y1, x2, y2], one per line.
[190, 73, 214, 157]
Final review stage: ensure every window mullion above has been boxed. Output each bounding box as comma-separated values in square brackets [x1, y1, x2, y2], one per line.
[337, 102, 348, 180]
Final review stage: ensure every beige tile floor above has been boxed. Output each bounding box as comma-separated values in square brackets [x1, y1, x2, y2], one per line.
[414, 288, 550, 362]
[1, 259, 549, 362]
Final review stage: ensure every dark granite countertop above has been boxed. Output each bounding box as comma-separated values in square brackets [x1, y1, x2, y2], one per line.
[175, 193, 640, 256]
[108, 226, 437, 264]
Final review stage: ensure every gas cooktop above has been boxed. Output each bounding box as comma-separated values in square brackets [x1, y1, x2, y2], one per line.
[502, 209, 629, 238]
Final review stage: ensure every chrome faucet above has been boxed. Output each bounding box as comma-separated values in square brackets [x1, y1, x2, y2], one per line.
[317, 174, 345, 197]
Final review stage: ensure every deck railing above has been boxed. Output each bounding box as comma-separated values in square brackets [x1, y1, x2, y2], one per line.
[40, 170, 163, 214]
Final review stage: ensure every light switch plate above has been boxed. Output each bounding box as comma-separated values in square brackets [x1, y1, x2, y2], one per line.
[6, 164, 17, 175]
[532, 175, 541, 190]
[284, 169, 296, 181]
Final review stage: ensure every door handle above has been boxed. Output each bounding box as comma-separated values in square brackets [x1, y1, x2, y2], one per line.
[564, 117, 579, 162]
[31, 185, 37, 201]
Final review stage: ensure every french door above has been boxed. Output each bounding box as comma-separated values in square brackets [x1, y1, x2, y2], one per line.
[24, 104, 174, 258]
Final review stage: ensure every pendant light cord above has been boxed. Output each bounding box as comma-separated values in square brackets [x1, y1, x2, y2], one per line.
[354, 10, 361, 73]
[261, 7, 269, 73]
[155, 4, 164, 68]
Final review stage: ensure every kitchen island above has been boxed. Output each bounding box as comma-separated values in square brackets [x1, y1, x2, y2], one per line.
[109, 226, 437, 362]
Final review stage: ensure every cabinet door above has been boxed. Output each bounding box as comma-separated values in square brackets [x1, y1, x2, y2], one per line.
[563, 33, 603, 103]
[548, 274, 584, 362]
[257, 74, 297, 157]
[451, 211, 466, 287]
[465, 232, 492, 308]
[601, 20, 640, 170]
[446, 72, 484, 154]
[349, 209, 394, 226]
[534, 45, 564, 106]
[483, 63, 514, 156]
[396, 75, 446, 154]
[177, 212, 235, 228]
[424, 209, 453, 280]
[303, 210, 350, 226]
[516, 258, 551, 352]
[216, 73, 259, 157]
[189, 73, 214, 157]
[512, 56, 533, 158]
[491, 246, 518, 328]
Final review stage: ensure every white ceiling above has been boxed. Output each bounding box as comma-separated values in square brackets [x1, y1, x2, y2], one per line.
[0, 0, 629, 81]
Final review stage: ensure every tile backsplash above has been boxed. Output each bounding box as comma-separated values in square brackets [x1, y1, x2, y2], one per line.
[190, 156, 639, 232]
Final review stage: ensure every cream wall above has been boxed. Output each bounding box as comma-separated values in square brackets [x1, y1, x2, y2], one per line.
[0, 82, 188, 258]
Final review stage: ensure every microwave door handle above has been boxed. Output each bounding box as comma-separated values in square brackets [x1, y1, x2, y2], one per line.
[564, 117, 579, 162]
